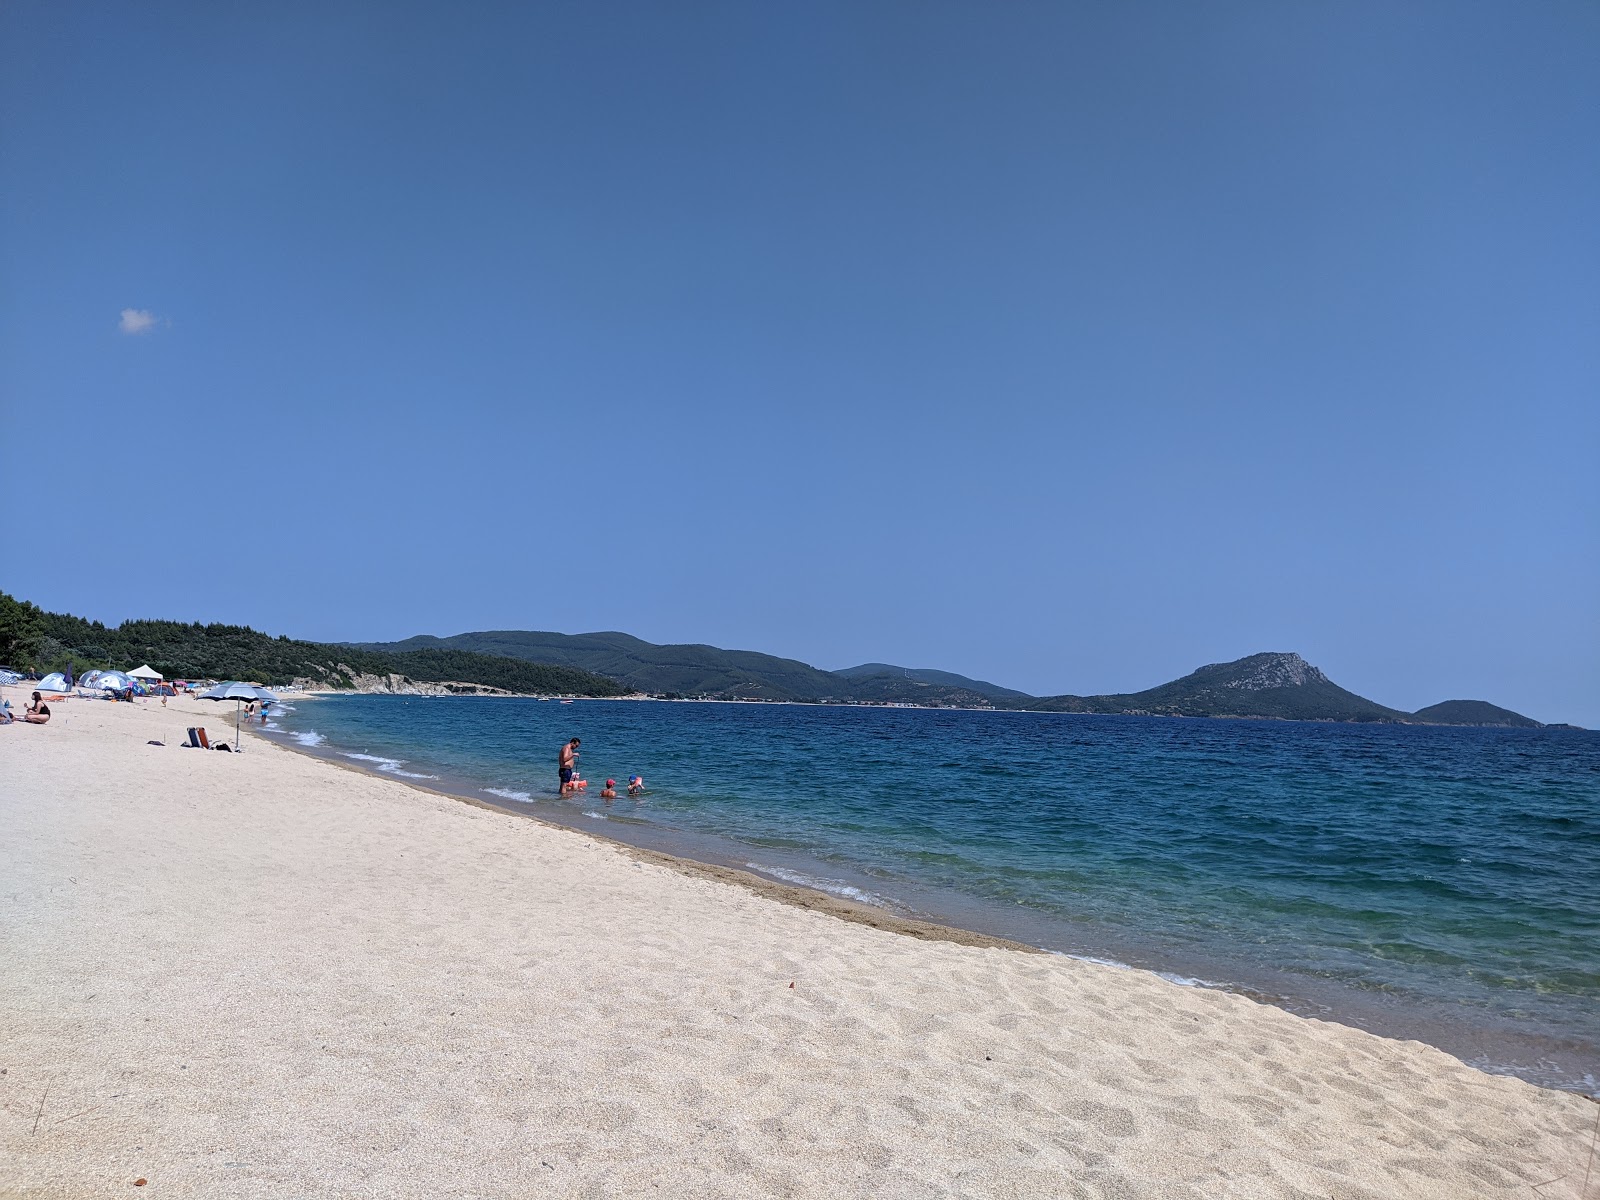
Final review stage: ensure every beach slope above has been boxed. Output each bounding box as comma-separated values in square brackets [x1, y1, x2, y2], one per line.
[2, 697, 1594, 1198]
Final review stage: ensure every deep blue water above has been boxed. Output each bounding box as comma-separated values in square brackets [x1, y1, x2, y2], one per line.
[265, 696, 1600, 1094]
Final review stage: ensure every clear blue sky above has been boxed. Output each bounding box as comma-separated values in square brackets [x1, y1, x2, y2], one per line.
[3, 2, 1596, 724]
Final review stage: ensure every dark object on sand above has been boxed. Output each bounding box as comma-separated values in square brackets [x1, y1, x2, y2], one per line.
[184, 727, 213, 749]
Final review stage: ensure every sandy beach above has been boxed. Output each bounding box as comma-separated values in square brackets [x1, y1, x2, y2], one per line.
[3, 693, 1595, 1199]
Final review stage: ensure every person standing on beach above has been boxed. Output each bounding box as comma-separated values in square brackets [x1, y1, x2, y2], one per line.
[558, 737, 580, 795]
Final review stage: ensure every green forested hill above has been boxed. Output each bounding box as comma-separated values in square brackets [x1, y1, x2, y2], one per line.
[356, 631, 1017, 704]
[1409, 700, 1541, 727]
[0, 592, 625, 695]
[835, 663, 1031, 701]
[358, 630, 859, 701]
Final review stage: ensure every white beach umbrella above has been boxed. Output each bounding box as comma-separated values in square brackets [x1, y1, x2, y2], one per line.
[93, 670, 135, 694]
[200, 682, 280, 750]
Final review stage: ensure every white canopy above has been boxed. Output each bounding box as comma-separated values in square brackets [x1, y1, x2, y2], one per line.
[128, 664, 164, 680]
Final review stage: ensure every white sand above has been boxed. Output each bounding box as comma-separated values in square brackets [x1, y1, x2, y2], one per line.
[2, 693, 1595, 1198]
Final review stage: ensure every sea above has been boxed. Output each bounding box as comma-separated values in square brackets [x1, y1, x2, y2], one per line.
[262, 695, 1600, 1096]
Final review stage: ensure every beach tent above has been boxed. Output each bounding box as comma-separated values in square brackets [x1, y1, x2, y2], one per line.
[95, 670, 135, 693]
[36, 672, 71, 694]
[200, 682, 279, 751]
[128, 665, 164, 681]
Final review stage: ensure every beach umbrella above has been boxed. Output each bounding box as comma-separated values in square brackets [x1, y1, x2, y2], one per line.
[200, 682, 280, 750]
[95, 670, 135, 694]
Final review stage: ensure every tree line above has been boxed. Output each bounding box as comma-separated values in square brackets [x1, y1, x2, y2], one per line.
[0, 592, 626, 696]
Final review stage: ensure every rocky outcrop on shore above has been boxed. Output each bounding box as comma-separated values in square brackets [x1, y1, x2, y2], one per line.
[291, 670, 525, 697]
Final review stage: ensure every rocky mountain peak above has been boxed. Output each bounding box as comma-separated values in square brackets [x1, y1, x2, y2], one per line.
[1220, 652, 1328, 692]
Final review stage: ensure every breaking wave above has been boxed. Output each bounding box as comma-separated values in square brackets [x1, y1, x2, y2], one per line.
[342, 752, 439, 781]
[483, 787, 534, 803]
[745, 863, 887, 908]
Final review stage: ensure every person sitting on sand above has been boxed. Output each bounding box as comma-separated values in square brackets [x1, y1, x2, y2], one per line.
[600, 779, 617, 800]
[23, 691, 51, 724]
[558, 737, 580, 795]
[628, 774, 645, 796]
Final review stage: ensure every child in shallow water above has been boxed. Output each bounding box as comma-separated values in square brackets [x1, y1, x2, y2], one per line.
[628, 775, 645, 796]
[600, 779, 617, 800]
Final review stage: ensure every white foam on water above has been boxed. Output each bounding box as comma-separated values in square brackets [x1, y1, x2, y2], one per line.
[342, 752, 439, 781]
[1154, 970, 1215, 988]
[745, 863, 887, 908]
[290, 730, 325, 747]
[483, 787, 533, 803]
[583, 810, 608, 820]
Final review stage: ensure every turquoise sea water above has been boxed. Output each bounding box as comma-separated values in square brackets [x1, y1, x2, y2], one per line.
[264, 696, 1600, 1095]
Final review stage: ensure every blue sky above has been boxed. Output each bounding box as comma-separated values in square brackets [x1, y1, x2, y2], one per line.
[2, 2, 1596, 724]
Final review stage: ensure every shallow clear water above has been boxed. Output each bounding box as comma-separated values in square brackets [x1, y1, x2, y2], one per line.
[265, 695, 1600, 1094]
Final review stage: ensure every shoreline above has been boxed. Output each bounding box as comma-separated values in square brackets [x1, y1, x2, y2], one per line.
[5, 692, 1596, 1198]
[262, 696, 1600, 1100]
[276, 728, 1038, 955]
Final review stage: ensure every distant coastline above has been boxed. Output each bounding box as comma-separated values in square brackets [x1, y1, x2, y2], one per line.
[299, 686, 1587, 729]
[2, 591, 1580, 728]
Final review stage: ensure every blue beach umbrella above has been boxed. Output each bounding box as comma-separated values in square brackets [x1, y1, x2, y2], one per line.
[95, 670, 135, 694]
[201, 682, 280, 750]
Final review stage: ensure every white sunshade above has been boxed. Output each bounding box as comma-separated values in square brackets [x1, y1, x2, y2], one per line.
[128, 664, 164, 680]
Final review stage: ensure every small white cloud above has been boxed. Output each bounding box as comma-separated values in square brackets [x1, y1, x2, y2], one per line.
[119, 308, 160, 335]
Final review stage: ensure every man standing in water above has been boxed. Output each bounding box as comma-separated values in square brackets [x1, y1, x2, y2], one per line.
[558, 737, 580, 795]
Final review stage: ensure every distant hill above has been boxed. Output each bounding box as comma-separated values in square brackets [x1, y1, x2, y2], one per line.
[1028, 652, 1410, 723]
[356, 631, 1009, 704]
[1410, 700, 1541, 728]
[361, 630, 852, 701]
[835, 663, 1031, 701]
